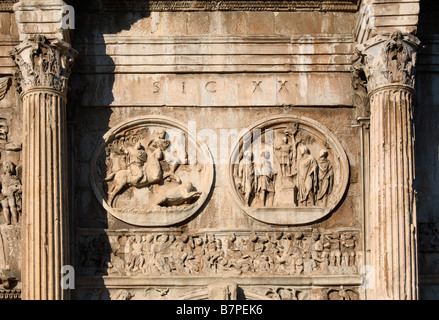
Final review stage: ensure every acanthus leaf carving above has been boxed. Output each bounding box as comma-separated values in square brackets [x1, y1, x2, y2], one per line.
[10, 35, 78, 96]
[352, 31, 421, 94]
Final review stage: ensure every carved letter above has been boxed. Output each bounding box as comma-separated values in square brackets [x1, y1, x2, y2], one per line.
[278, 81, 288, 93]
[153, 81, 161, 93]
[205, 81, 217, 93]
[252, 81, 263, 93]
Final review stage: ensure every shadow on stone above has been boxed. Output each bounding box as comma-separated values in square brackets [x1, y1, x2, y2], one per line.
[66, 0, 152, 300]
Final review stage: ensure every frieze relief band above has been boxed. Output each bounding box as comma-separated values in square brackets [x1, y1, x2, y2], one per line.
[80, 284, 360, 300]
[77, 230, 360, 277]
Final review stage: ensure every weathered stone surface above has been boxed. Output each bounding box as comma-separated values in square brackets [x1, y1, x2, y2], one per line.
[9, 31, 77, 300]
[13, 0, 71, 41]
[227, 115, 349, 225]
[354, 31, 421, 300]
[0, 0, 436, 301]
[90, 115, 214, 227]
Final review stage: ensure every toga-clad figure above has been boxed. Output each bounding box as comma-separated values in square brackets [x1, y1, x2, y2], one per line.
[316, 149, 334, 206]
[297, 146, 318, 206]
[238, 151, 255, 206]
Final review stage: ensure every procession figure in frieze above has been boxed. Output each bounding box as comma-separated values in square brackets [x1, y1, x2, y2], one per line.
[327, 232, 342, 267]
[341, 232, 357, 267]
[79, 230, 359, 279]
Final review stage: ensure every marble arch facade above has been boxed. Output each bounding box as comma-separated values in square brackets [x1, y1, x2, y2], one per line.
[0, 0, 437, 300]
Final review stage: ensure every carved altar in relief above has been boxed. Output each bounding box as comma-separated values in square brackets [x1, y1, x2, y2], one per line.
[228, 115, 349, 225]
[90, 116, 214, 227]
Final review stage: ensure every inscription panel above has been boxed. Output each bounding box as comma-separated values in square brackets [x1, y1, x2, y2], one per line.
[78, 73, 354, 107]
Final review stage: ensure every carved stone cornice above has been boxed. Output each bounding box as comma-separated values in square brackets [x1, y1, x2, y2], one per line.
[352, 31, 421, 94]
[1, 0, 361, 13]
[9, 35, 77, 97]
[124, 0, 360, 12]
[0, 0, 17, 12]
[70, 0, 360, 12]
[0, 289, 21, 300]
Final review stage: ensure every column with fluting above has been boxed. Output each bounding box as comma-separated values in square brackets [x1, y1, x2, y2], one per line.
[354, 31, 420, 300]
[10, 36, 77, 300]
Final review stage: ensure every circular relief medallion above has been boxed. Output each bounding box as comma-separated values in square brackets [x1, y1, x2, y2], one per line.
[90, 116, 214, 226]
[228, 115, 349, 225]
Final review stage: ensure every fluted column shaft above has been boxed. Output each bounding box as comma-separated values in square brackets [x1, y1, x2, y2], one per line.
[21, 88, 69, 300]
[354, 31, 420, 300]
[369, 85, 417, 299]
[10, 35, 76, 300]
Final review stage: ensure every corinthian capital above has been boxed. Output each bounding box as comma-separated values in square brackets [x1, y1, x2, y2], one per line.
[10, 35, 78, 97]
[352, 31, 421, 93]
